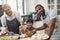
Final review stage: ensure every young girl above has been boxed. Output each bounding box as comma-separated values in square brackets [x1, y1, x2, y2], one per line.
[25, 19, 36, 37]
[20, 19, 36, 37]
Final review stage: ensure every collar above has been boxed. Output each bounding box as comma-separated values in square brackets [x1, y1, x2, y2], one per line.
[4, 11, 14, 17]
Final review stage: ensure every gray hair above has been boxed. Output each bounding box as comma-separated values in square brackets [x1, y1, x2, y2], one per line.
[2, 4, 11, 9]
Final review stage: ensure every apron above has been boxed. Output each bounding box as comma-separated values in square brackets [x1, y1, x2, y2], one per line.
[33, 16, 45, 34]
[6, 17, 20, 34]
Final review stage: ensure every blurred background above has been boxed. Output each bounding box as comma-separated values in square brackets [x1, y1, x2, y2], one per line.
[0, 0, 60, 26]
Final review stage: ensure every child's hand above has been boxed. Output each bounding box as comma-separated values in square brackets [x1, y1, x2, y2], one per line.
[19, 25, 25, 32]
[25, 31, 32, 37]
[19, 25, 26, 34]
[20, 34, 28, 38]
[19, 25, 24, 30]
[19, 25, 26, 30]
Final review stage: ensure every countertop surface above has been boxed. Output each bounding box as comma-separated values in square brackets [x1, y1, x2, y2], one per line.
[20, 37, 36, 40]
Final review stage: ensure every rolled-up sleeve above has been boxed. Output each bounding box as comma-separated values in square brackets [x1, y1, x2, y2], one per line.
[1, 16, 7, 27]
[16, 11, 23, 22]
[48, 10, 57, 20]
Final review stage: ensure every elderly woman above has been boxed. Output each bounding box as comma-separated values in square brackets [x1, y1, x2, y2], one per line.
[1, 4, 22, 34]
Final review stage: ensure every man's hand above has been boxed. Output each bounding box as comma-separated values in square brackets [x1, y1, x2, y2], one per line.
[36, 23, 48, 30]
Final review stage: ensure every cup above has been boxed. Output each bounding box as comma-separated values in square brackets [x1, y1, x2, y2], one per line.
[12, 36, 18, 40]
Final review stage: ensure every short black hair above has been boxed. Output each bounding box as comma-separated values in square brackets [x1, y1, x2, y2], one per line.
[26, 19, 33, 24]
[35, 4, 46, 19]
[35, 4, 44, 9]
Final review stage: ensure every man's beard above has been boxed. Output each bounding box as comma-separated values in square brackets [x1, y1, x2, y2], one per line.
[37, 12, 43, 17]
[37, 11, 46, 20]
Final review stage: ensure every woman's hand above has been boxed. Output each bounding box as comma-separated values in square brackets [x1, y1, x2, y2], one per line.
[8, 32, 14, 35]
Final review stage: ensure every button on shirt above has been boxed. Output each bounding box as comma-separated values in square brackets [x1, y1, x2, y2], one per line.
[1, 11, 22, 27]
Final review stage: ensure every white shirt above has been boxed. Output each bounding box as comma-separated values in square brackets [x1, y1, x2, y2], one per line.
[1, 11, 22, 27]
[33, 10, 57, 28]
[33, 10, 57, 34]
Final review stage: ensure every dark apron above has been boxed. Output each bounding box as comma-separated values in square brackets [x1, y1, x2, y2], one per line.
[6, 17, 20, 34]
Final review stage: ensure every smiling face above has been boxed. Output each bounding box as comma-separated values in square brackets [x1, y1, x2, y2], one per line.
[35, 6, 43, 13]
[35, 5, 45, 15]
[27, 22, 33, 28]
[3, 4, 12, 16]
[35, 4, 46, 19]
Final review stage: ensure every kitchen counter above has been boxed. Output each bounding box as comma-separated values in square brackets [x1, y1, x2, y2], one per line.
[20, 37, 36, 40]
[0, 36, 49, 40]
[0, 36, 35, 40]
[20, 37, 49, 40]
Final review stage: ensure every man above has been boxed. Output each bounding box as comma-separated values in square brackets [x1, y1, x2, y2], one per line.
[34, 4, 57, 40]
[1, 4, 22, 34]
